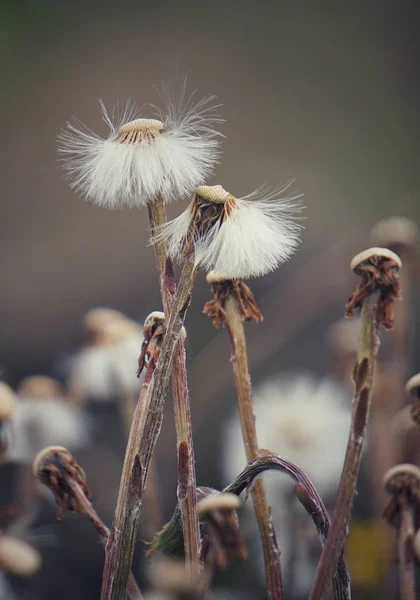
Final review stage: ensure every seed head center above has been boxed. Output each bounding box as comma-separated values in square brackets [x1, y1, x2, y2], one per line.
[117, 118, 164, 144]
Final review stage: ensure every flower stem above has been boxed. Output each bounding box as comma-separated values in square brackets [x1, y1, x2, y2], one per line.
[309, 290, 381, 600]
[148, 198, 200, 578]
[223, 294, 283, 600]
[68, 476, 143, 600]
[224, 454, 350, 600]
[398, 495, 416, 600]
[101, 257, 196, 600]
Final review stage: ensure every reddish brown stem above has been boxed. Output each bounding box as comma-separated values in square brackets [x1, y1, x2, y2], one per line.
[309, 290, 380, 599]
[101, 257, 196, 600]
[398, 495, 416, 600]
[148, 198, 200, 578]
[223, 295, 283, 600]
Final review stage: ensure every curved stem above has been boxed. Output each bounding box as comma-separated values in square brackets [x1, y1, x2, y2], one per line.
[224, 454, 351, 600]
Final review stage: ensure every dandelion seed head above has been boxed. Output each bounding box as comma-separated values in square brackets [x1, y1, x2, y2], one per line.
[154, 183, 303, 279]
[59, 83, 222, 209]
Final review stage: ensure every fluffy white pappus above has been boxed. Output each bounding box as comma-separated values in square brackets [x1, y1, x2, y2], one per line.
[69, 329, 143, 401]
[9, 398, 89, 464]
[223, 374, 351, 596]
[155, 186, 303, 279]
[224, 374, 350, 501]
[58, 86, 222, 209]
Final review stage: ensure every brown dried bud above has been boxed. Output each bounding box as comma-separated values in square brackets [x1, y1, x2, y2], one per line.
[370, 217, 418, 251]
[0, 382, 16, 420]
[346, 247, 402, 330]
[203, 273, 263, 326]
[82, 307, 128, 344]
[406, 374, 420, 399]
[33, 446, 90, 518]
[383, 464, 420, 530]
[404, 375, 420, 427]
[198, 489, 248, 570]
[137, 311, 186, 376]
[17, 376, 64, 399]
[383, 464, 420, 497]
[197, 492, 241, 515]
[0, 535, 42, 577]
[414, 528, 420, 562]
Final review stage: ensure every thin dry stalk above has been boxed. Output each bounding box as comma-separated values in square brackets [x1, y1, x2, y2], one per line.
[398, 495, 416, 600]
[310, 250, 402, 600]
[309, 291, 380, 600]
[120, 390, 164, 541]
[101, 257, 196, 600]
[204, 279, 283, 600]
[148, 197, 200, 577]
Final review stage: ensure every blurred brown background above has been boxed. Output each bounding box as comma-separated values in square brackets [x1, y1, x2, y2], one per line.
[1, 1, 420, 597]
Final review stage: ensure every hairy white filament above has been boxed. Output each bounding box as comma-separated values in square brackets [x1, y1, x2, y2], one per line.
[58, 83, 222, 208]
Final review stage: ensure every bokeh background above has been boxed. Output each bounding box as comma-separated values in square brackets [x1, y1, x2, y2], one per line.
[1, 1, 420, 599]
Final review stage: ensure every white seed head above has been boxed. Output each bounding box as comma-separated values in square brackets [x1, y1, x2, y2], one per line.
[196, 184, 233, 204]
[0, 382, 16, 420]
[0, 536, 42, 577]
[58, 84, 222, 208]
[154, 185, 303, 279]
[9, 398, 89, 464]
[224, 375, 350, 500]
[406, 374, 420, 397]
[197, 492, 241, 515]
[17, 376, 64, 399]
[350, 247, 402, 273]
[383, 463, 420, 494]
[370, 217, 418, 248]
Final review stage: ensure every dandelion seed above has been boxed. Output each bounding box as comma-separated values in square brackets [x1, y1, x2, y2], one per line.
[154, 183, 303, 279]
[9, 378, 88, 464]
[58, 84, 222, 208]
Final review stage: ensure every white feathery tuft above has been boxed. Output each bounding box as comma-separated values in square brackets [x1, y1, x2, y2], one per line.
[154, 184, 303, 279]
[9, 398, 89, 464]
[58, 82, 222, 209]
[69, 326, 144, 401]
[224, 374, 350, 498]
[223, 374, 351, 595]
